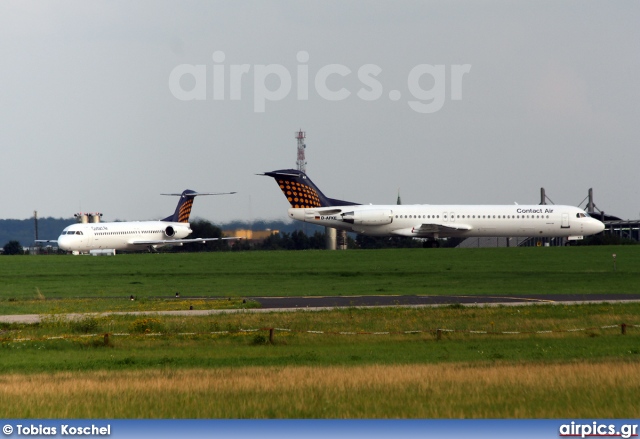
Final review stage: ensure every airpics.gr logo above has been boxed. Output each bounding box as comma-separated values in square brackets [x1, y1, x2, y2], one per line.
[559, 421, 638, 439]
[168, 51, 471, 114]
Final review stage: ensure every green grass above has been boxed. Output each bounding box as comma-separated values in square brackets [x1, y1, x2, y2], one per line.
[1, 247, 639, 307]
[2, 303, 638, 373]
[1, 246, 639, 418]
[1, 304, 639, 417]
[0, 297, 260, 315]
[2, 331, 639, 372]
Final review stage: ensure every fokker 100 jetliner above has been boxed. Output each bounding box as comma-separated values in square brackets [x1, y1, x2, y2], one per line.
[263, 169, 605, 245]
[38, 190, 236, 254]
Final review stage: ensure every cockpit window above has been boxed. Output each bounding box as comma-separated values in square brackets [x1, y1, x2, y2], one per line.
[576, 213, 589, 218]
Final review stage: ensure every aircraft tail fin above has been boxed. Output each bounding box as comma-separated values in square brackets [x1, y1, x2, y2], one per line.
[161, 190, 236, 222]
[262, 169, 359, 208]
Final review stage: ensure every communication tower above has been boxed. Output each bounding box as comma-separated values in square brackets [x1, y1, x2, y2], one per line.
[295, 129, 306, 173]
[293, 129, 343, 250]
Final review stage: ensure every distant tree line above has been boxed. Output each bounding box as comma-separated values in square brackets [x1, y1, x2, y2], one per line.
[0, 217, 71, 246]
[173, 220, 464, 252]
[174, 221, 340, 252]
[3, 240, 24, 255]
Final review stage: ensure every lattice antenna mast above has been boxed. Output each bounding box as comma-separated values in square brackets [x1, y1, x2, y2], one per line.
[295, 129, 306, 173]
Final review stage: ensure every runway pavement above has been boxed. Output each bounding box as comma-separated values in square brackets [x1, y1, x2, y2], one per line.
[2, 294, 640, 324]
[253, 293, 640, 309]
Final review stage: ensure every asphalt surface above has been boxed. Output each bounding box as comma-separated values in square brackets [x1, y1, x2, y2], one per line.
[2, 294, 640, 324]
[252, 293, 640, 309]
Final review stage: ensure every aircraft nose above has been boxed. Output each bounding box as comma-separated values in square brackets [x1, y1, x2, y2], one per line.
[58, 235, 70, 251]
[591, 219, 605, 235]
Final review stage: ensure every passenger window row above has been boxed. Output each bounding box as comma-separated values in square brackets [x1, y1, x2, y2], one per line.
[394, 214, 551, 219]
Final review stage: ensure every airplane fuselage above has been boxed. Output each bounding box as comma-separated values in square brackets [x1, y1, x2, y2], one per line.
[36, 189, 235, 255]
[58, 221, 192, 253]
[288, 204, 604, 239]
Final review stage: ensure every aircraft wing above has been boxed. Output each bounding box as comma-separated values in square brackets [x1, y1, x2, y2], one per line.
[410, 223, 472, 238]
[130, 237, 240, 246]
[35, 240, 58, 244]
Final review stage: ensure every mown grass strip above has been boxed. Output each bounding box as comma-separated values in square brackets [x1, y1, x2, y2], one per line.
[1, 304, 639, 375]
[3, 302, 639, 341]
[1, 247, 639, 303]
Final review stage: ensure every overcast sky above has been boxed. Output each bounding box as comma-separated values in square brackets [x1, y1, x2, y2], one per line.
[1, 1, 638, 225]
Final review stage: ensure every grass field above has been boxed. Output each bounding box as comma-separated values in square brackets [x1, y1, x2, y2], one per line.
[1, 304, 639, 417]
[3, 304, 639, 371]
[1, 246, 639, 418]
[2, 362, 639, 418]
[1, 246, 639, 303]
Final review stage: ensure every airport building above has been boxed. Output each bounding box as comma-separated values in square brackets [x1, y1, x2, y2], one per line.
[222, 229, 279, 242]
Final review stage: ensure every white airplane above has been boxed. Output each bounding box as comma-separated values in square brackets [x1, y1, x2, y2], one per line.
[38, 190, 237, 254]
[263, 169, 605, 246]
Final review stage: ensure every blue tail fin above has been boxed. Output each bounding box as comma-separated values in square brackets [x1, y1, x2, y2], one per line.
[161, 190, 199, 222]
[263, 169, 359, 208]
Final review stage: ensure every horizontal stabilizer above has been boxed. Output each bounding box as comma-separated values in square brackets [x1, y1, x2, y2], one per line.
[161, 189, 236, 223]
[161, 192, 236, 196]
